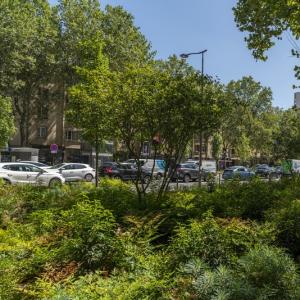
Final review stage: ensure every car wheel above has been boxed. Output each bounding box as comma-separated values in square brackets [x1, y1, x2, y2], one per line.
[49, 178, 62, 188]
[183, 174, 191, 183]
[84, 173, 93, 182]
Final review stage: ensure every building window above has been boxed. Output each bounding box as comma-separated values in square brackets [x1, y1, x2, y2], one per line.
[37, 127, 47, 138]
[65, 130, 81, 141]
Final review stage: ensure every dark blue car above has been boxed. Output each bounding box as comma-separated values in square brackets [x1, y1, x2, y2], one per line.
[223, 166, 255, 180]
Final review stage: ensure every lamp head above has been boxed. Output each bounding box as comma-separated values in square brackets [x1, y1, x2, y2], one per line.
[180, 53, 189, 59]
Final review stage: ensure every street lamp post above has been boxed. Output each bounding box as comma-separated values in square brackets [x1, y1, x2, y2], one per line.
[180, 50, 207, 187]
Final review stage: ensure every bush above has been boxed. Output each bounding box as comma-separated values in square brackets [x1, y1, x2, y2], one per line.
[175, 246, 300, 300]
[169, 212, 276, 268]
[266, 200, 300, 258]
[55, 200, 122, 271]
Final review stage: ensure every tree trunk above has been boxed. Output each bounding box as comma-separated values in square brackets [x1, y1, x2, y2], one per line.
[198, 131, 203, 187]
[95, 138, 99, 188]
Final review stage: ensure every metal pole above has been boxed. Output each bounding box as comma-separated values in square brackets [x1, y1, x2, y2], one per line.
[180, 50, 207, 188]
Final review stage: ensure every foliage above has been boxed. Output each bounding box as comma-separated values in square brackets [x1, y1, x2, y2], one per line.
[220, 76, 274, 161]
[169, 213, 276, 268]
[0, 0, 58, 146]
[233, 0, 300, 80]
[101, 5, 153, 71]
[1, 178, 300, 298]
[266, 200, 300, 258]
[0, 96, 15, 148]
[67, 38, 112, 186]
[272, 108, 300, 159]
[212, 133, 222, 162]
[176, 246, 300, 300]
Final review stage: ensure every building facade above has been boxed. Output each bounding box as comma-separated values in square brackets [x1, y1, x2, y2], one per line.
[3, 88, 113, 165]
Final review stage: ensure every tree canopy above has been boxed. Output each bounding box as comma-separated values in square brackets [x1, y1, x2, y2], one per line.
[233, 0, 300, 61]
[0, 96, 15, 148]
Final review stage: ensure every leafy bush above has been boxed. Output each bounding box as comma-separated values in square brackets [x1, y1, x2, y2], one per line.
[266, 200, 300, 258]
[1, 179, 300, 299]
[54, 200, 122, 271]
[169, 212, 276, 267]
[87, 178, 139, 219]
[175, 246, 300, 300]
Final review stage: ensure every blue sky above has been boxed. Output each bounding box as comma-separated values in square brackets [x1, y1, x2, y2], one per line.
[50, 0, 300, 108]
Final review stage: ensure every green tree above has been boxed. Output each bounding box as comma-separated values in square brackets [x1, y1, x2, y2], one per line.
[100, 5, 153, 71]
[212, 133, 222, 170]
[273, 108, 300, 160]
[67, 41, 112, 187]
[0, 96, 15, 148]
[0, 0, 58, 146]
[220, 76, 274, 162]
[233, 0, 300, 81]
[233, 0, 300, 61]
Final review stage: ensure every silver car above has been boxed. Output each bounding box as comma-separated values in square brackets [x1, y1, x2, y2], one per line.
[47, 163, 95, 182]
[0, 163, 65, 187]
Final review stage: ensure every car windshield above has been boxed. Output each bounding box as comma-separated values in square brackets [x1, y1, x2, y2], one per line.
[49, 163, 65, 169]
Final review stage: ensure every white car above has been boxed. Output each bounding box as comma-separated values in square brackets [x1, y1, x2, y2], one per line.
[0, 163, 65, 187]
[47, 163, 95, 182]
[19, 161, 50, 169]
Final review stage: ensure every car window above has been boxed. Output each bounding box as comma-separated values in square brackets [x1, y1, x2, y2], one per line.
[73, 164, 86, 169]
[22, 165, 42, 172]
[3, 164, 22, 171]
[237, 168, 245, 172]
[62, 165, 74, 170]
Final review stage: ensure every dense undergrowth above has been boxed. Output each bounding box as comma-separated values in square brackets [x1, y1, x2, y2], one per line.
[1, 177, 300, 299]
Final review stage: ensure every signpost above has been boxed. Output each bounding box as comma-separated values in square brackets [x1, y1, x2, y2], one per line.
[50, 144, 58, 165]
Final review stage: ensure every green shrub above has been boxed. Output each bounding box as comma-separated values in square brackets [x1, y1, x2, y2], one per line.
[237, 246, 300, 299]
[266, 200, 300, 258]
[33, 251, 172, 300]
[175, 246, 300, 300]
[169, 212, 276, 268]
[56, 200, 122, 271]
[87, 178, 139, 219]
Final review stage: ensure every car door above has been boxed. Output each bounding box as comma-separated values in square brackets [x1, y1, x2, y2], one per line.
[21, 165, 43, 185]
[72, 164, 87, 180]
[3, 164, 28, 183]
[60, 164, 76, 181]
[190, 164, 199, 179]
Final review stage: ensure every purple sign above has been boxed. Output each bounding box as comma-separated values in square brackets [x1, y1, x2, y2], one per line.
[50, 144, 58, 154]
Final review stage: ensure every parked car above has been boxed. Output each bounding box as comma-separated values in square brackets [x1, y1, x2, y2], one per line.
[222, 166, 255, 180]
[99, 162, 154, 182]
[275, 166, 283, 177]
[19, 161, 49, 169]
[0, 162, 65, 187]
[187, 159, 217, 173]
[124, 159, 146, 166]
[172, 163, 211, 183]
[254, 165, 275, 178]
[183, 161, 216, 179]
[47, 163, 95, 182]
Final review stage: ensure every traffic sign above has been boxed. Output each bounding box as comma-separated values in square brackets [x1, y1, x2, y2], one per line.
[50, 144, 58, 154]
